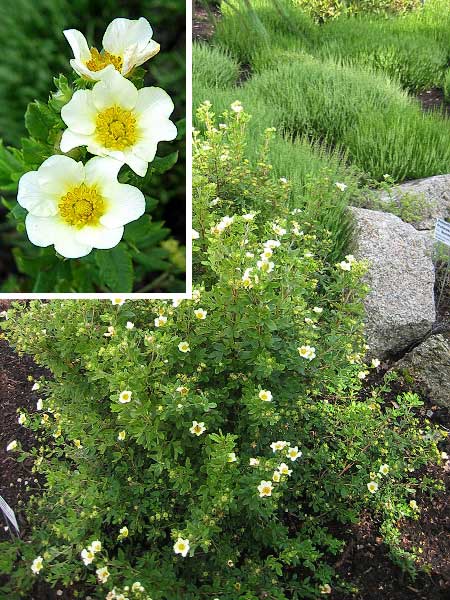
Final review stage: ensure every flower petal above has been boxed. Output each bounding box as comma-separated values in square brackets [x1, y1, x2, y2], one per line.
[25, 214, 92, 258]
[135, 87, 175, 120]
[100, 183, 145, 228]
[102, 17, 153, 56]
[17, 171, 58, 217]
[120, 151, 148, 177]
[122, 40, 160, 75]
[69, 59, 114, 82]
[91, 70, 138, 111]
[61, 90, 97, 135]
[63, 29, 91, 62]
[37, 155, 85, 196]
[60, 129, 92, 153]
[84, 156, 123, 188]
[75, 224, 124, 249]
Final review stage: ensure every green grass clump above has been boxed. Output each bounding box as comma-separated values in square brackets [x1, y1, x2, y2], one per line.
[192, 44, 241, 89]
[244, 57, 450, 181]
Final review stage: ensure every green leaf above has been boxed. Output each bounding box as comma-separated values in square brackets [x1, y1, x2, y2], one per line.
[94, 245, 134, 292]
[21, 138, 52, 167]
[25, 101, 58, 142]
[150, 151, 179, 175]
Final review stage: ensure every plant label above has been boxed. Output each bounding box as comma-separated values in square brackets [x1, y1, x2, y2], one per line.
[0, 495, 20, 535]
[435, 219, 450, 247]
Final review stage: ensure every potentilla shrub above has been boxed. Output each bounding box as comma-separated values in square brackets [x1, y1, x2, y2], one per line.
[294, 0, 421, 21]
[0, 105, 444, 600]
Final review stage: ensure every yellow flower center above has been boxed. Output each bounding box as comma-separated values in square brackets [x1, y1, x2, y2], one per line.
[86, 47, 123, 72]
[95, 105, 138, 150]
[262, 486, 271, 495]
[59, 184, 105, 228]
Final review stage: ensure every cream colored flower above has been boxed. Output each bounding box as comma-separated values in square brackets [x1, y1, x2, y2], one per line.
[17, 155, 145, 258]
[272, 471, 281, 482]
[249, 458, 260, 466]
[379, 464, 389, 476]
[230, 100, 243, 113]
[228, 452, 237, 463]
[18, 413, 27, 425]
[371, 358, 381, 368]
[178, 341, 190, 353]
[270, 440, 288, 453]
[111, 297, 125, 306]
[81, 548, 95, 566]
[96, 566, 110, 584]
[126, 321, 135, 330]
[313, 307, 323, 314]
[118, 526, 129, 539]
[154, 315, 168, 327]
[119, 390, 132, 404]
[118, 430, 126, 441]
[31, 556, 44, 575]
[64, 17, 160, 81]
[409, 499, 418, 510]
[257, 259, 274, 273]
[104, 326, 115, 337]
[298, 345, 316, 361]
[132, 582, 145, 593]
[173, 537, 190, 557]
[192, 229, 200, 240]
[258, 389, 272, 402]
[60, 70, 176, 177]
[194, 308, 207, 320]
[190, 421, 206, 436]
[89, 540, 102, 553]
[337, 260, 352, 271]
[6, 440, 18, 452]
[367, 481, 379, 494]
[278, 463, 293, 476]
[74, 439, 83, 449]
[286, 446, 302, 461]
[320, 584, 332, 594]
[36, 399, 43, 411]
[257, 480, 273, 497]
[264, 239, 281, 249]
[335, 182, 347, 191]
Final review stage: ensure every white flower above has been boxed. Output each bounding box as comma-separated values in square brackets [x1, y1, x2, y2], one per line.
[104, 326, 115, 337]
[279, 177, 288, 184]
[320, 584, 332, 594]
[264, 240, 281, 249]
[260, 248, 273, 260]
[371, 358, 381, 368]
[192, 229, 200, 240]
[230, 100, 243, 113]
[409, 499, 418, 510]
[132, 582, 145, 593]
[89, 540, 102, 553]
[312, 307, 323, 314]
[337, 261, 352, 271]
[258, 389, 272, 402]
[81, 548, 95, 566]
[278, 463, 293, 476]
[194, 308, 207, 320]
[249, 458, 260, 466]
[0, 310, 8, 319]
[298, 345, 316, 361]
[367, 481, 378, 494]
[6, 440, 18, 452]
[18, 413, 27, 425]
[31, 556, 44, 575]
[379, 464, 389, 476]
[17, 156, 145, 258]
[257, 260, 274, 274]
[242, 213, 255, 221]
[111, 297, 125, 306]
[242, 268, 256, 288]
[64, 17, 160, 81]
[96, 566, 110, 584]
[345, 254, 356, 264]
[286, 446, 302, 461]
[190, 421, 206, 436]
[60, 69, 176, 177]
[154, 315, 168, 327]
[272, 224, 286, 236]
[119, 390, 132, 404]
[178, 341, 190, 353]
[36, 399, 43, 411]
[272, 471, 281, 482]
[118, 430, 126, 441]
[335, 182, 348, 192]
[118, 526, 129, 539]
[257, 480, 273, 497]
[126, 321, 134, 330]
[228, 452, 237, 463]
[32, 382, 40, 391]
[270, 441, 288, 453]
[174, 537, 190, 557]
[357, 371, 368, 380]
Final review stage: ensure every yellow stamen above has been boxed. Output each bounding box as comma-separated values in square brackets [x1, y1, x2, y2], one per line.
[86, 47, 123, 72]
[95, 105, 138, 150]
[59, 184, 105, 228]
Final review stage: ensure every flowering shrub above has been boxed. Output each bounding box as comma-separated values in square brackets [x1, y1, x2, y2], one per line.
[0, 15, 184, 292]
[0, 104, 444, 599]
[294, 0, 420, 21]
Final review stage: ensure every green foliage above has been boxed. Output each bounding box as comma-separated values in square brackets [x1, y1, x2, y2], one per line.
[444, 69, 450, 102]
[294, 0, 421, 22]
[192, 44, 241, 89]
[0, 106, 443, 599]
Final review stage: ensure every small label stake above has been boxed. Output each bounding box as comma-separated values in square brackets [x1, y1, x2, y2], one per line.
[0, 495, 20, 535]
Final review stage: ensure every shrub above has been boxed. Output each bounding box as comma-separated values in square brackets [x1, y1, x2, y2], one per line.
[0, 104, 443, 600]
[192, 45, 241, 89]
[294, 0, 421, 21]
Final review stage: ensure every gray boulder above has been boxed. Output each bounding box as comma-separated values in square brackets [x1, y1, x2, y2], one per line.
[350, 207, 436, 358]
[392, 334, 450, 408]
[379, 174, 450, 231]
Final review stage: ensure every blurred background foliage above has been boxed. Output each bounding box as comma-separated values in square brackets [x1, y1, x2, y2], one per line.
[0, 0, 186, 292]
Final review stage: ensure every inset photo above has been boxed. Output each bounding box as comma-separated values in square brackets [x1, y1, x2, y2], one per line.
[0, 0, 187, 295]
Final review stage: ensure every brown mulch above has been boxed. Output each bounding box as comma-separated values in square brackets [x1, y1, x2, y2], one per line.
[193, 1, 219, 41]
[417, 88, 450, 117]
